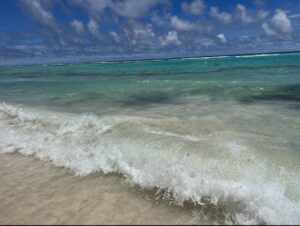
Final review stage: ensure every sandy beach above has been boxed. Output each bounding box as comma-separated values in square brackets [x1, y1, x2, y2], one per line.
[0, 153, 198, 225]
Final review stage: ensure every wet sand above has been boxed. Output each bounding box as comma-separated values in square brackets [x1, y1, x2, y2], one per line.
[0, 153, 194, 225]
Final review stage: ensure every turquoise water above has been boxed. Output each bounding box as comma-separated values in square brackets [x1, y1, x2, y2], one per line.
[0, 53, 299, 224]
[0, 53, 299, 113]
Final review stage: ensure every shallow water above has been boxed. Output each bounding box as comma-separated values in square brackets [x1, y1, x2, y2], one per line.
[0, 53, 299, 224]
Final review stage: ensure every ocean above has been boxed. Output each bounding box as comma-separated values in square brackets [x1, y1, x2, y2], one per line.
[0, 52, 299, 224]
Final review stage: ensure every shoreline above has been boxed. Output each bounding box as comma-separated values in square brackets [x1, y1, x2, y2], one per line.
[0, 153, 196, 225]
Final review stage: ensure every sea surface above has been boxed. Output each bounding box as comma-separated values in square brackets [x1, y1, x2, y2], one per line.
[0, 52, 300, 224]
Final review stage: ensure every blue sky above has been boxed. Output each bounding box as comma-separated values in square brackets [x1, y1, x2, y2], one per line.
[1, 0, 300, 64]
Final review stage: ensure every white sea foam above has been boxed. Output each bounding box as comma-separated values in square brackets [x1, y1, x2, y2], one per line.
[0, 102, 299, 224]
[233, 53, 281, 58]
[198, 53, 282, 60]
[83, 53, 284, 65]
[142, 128, 201, 142]
[155, 53, 282, 63]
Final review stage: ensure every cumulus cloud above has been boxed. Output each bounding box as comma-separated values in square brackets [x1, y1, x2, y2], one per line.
[257, 10, 269, 20]
[133, 27, 155, 40]
[262, 22, 276, 36]
[261, 10, 293, 37]
[160, 31, 181, 46]
[109, 31, 121, 43]
[210, 7, 232, 24]
[88, 19, 101, 40]
[70, 0, 111, 17]
[217, 33, 227, 44]
[19, 0, 66, 45]
[113, 0, 169, 18]
[271, 9, 293, 33]
[151, 11, 169, 27]
[181, 0, 205, 15]
[236, 4, 253, 24]
[122, 22, 157, 47]
[196, 37, 214, 47]
[20, 0, 56, 29]
[170, 16, 195, 31]
[71, 20, 84, 36]
[73, 0, 170, 19]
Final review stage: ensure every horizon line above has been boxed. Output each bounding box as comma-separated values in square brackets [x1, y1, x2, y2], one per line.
[1, 49, 300, 68]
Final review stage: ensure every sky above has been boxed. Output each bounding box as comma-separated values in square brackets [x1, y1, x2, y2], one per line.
[1, 0, 300, 64]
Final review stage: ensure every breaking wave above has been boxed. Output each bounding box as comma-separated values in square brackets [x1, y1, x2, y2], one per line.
[0, 102, 299, 224]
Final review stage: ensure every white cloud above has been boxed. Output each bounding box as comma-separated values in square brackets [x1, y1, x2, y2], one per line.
[122, 22, 158, 46]
[88, 19, 101, 40]
[71, 20, 84, 36]
[289, 14, 300, 19]
[181, 0, 205, 15]
[271, 9, 293, 33]
[262, 22, 276, 36]
[170, 16, 195, 31]
[261, 10, 293, 37]
[210, 7, 232, 24]
[217, 33, 227, 44]
[151, 11, 169, 27]
[113, 0, 169, 18]
[160, 31, 181, 46]
[257, 10, 269, 20]
[72, 0, 169, 19]
[20, 0, 66, 45]
[20, 0, 56, 29]
[109, 31, 121, 43]
[236, 4, 253, 24]
[133, 28, 155, 39]
[196, 37, 214, 47]
[71, 0, 112, 16]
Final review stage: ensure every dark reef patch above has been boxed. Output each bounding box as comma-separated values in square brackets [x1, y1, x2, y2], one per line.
[239, 84, 300, 104]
